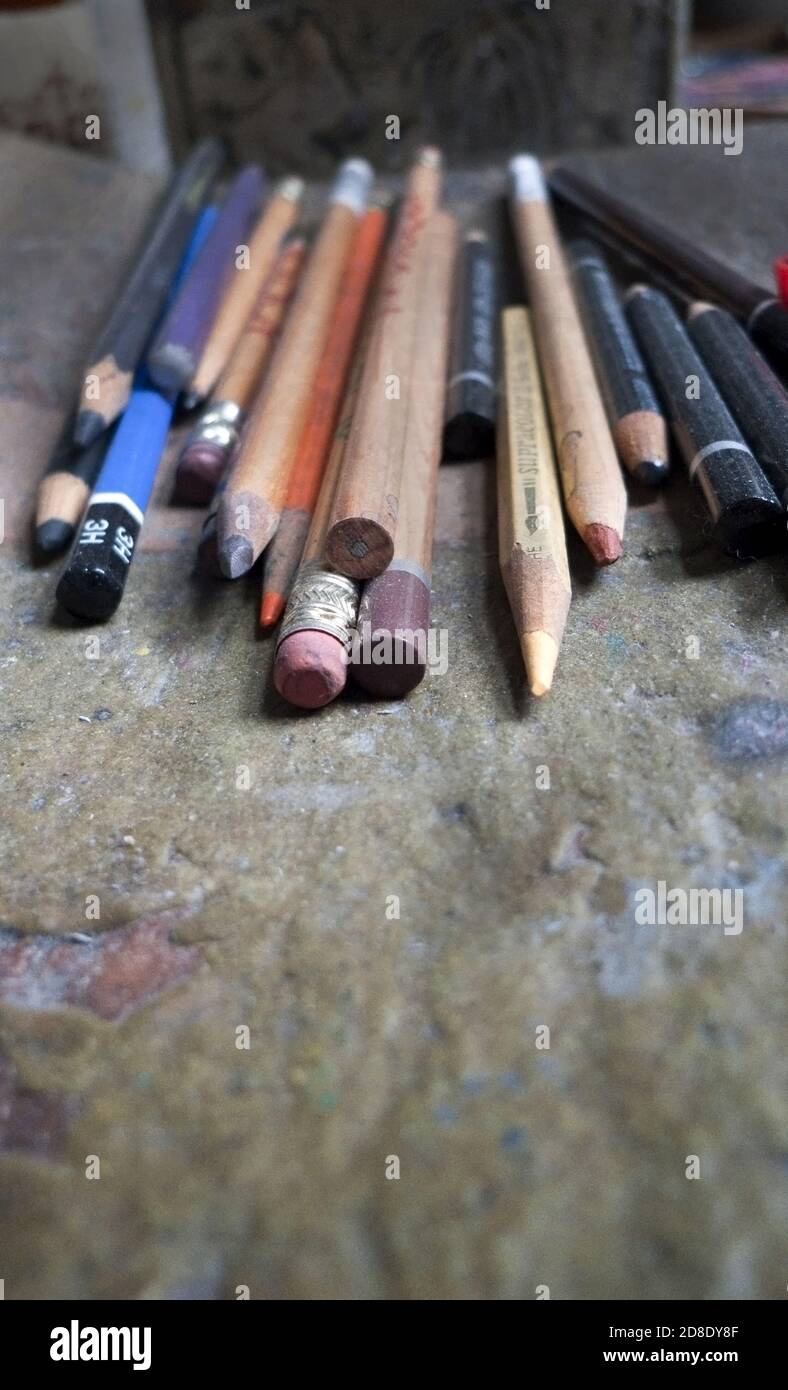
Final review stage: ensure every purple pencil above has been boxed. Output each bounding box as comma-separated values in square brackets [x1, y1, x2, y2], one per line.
[147, 164, 266, 394]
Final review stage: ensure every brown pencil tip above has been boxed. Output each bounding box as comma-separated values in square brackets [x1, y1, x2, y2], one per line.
[522, 631, 558, 697]
[219, 534, 255, 579]
[584, 522, 622, 566]
[259, 591, 285, 629]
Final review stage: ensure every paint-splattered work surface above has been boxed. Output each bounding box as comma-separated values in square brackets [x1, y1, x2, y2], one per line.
[1, 131, 787, 1299]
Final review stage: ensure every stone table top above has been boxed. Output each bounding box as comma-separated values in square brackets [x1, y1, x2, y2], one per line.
[0, 127, 786, 1299]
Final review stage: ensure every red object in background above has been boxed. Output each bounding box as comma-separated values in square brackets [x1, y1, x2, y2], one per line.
[775, 257, 788, 307]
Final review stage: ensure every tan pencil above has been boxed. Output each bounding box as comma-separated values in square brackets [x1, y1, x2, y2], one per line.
[351, 209, 458, 697]
[217, 158, 373, 578]
[324, 147, 443, 580]
[498, 306, 571, 697]
[508, 155, 626, 565]
[271, 303, 376, 709]
[185, 175, 304, 406]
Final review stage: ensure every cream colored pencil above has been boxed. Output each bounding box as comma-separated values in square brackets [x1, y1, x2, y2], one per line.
[498, 306, 571, 696]
[508, 155, 626, 565]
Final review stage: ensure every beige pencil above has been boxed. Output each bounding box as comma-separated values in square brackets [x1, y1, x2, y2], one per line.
[324, 147, 443, 579]
[508, 155, 626, 565]
[217, 158, 373, 577]
[498, 306, 571, 697]
[185, 175, 304, 405]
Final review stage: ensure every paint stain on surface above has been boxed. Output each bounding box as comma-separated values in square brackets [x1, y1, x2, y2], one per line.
[0, 911, 201, 1021]
[707, 698, 788, 761]
[0, 1051, 79, 1158]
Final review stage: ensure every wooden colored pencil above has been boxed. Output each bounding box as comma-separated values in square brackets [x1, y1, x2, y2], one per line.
[74, 137, 224, 447]
[174, 234, 307, 505]
[184, 175, 304, 406]
[35, 414, 117, 554]
[626, 284, 783, 559]
[568, 239, 669, 485]
[217, 158, 373, 579]
[549, 163, 788, 375]
[272, 303, 375, 709]
[259, 201, 388, 629]
[497, 307, 571, 697]
[324, 147, 443, 580]
[148, 164, 265, 393]
[508, 155, 627, 565]
[443, 229, 498, 461]
[351, 210, 458, 697]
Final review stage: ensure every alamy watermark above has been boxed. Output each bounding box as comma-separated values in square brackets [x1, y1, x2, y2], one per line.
[635, 102, 743, 156]
[635, 881, 743, 936]
[346, 622, 448, 676]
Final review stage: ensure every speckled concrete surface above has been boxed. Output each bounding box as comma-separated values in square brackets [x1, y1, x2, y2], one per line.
[0, 131, 787, 1300]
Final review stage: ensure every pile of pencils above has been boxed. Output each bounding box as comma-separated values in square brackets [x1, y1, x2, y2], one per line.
[41, 138, 788, 706]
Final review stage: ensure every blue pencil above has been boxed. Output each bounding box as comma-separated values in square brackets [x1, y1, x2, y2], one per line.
[56, 207, 216, 621]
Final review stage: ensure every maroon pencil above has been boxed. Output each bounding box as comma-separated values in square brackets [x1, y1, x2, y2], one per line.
[148, 165, 266, 394]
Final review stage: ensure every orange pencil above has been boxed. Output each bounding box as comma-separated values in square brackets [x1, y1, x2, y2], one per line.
[260, 200, 389, 629]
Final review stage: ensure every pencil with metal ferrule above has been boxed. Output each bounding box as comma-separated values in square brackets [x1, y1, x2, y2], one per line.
[260, 200, 388, 629]
[174, 233, 307, 506]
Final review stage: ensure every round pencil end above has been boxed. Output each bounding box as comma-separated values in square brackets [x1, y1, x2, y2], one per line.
[36, 518, 75, 555]
[274, 630, 348, 709]
[56, 567, 123, 622]
[350, 568, 430, 697]
[583, 522, 623, 566]
[324, 518, 394, 580]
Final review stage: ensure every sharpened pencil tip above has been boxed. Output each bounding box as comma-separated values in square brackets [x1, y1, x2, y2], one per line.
[636, 456, 671, 486]
[522, 631, 558, 697]
[36, 518, 75, 554]
[219, 534, 254, 579]
[181, 391, 201, 412]
[260, 592, 285, 629]
[73, 410, 106, 448]
[584, 522, 623, 566]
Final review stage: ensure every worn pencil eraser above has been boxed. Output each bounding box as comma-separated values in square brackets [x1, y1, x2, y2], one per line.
[274, 630, 348, 709]
[350, 568, 430, 697]
[174, 443, 226, 505]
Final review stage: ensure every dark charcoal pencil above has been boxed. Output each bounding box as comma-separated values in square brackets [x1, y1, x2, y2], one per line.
[74, 137, 224, 447]
[442, 229, 497, 461]
[626, 284, 783, 559]
[35, 414, 117, 554]
[687, 301, 788, 507]
[569, 239, 669, 485]
[550, 165, 788, 375]
[148, 164, 265, 393]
